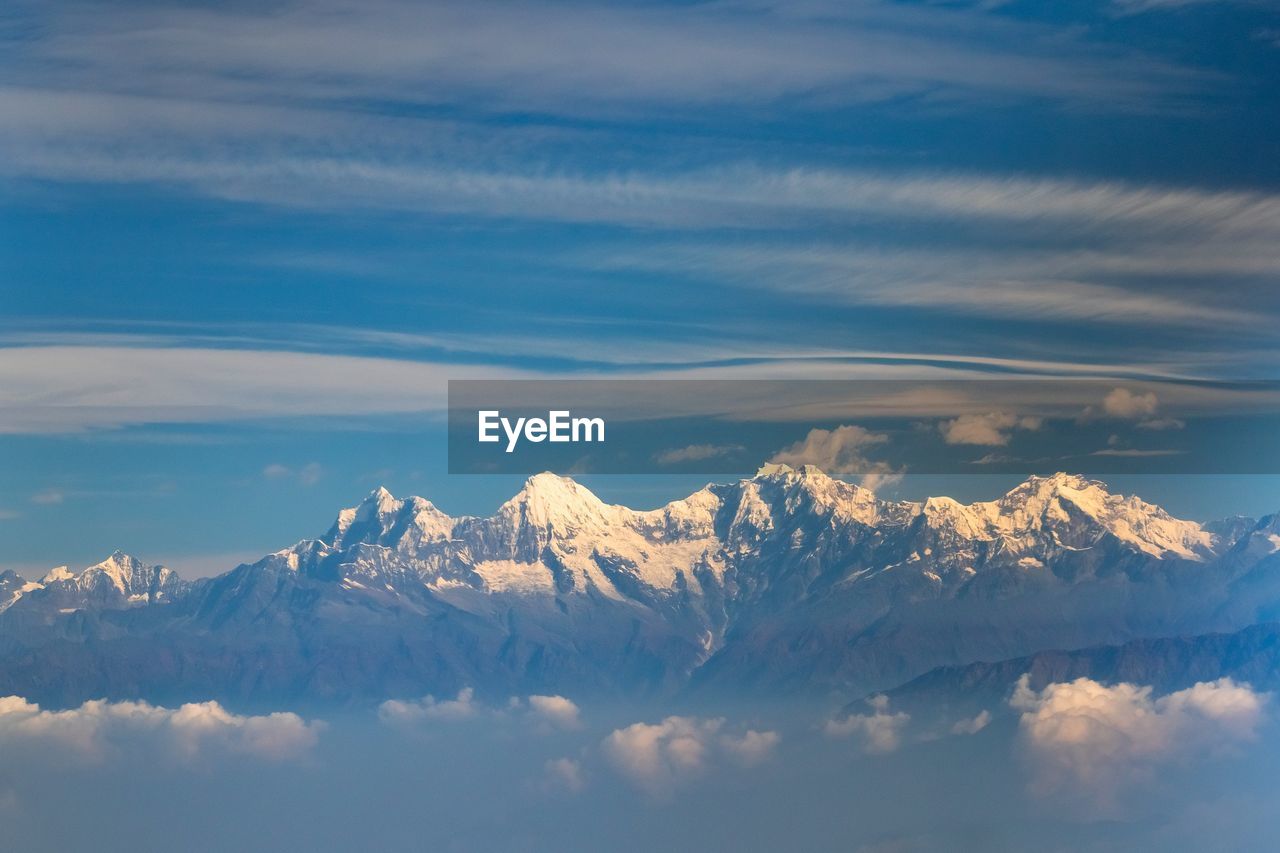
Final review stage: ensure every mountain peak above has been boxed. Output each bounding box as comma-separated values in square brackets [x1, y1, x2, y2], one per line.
[85, 552, 162, 595]
[501, 472, 611, 528]
[363, 486, 399, 512]
[753, 462, 834, 483]
[754, 462, 795, 478]
[1014, 471, 1098, 492]
[93, 550, 143, 569]
[41, 565, 75, 583]
[1001, 472, 1110, 509]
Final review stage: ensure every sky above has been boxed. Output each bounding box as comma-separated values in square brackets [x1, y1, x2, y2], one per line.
[2, 0, 1279, 577]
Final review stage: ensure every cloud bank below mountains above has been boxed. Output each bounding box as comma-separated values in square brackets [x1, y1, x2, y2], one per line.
[0, 678, 1276, 852]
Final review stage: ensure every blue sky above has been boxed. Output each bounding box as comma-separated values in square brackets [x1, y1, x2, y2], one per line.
[2, 0, 1279, 575]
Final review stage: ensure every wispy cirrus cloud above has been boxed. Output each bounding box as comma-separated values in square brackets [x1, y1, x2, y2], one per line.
[2, 336, 1275, 435]
[584, 228, 1280, 333]
[262, 462, 325, 487]
[8, 0, 1204, 119]
[0, 344, 526, 434]
[654, 443, 746, 466]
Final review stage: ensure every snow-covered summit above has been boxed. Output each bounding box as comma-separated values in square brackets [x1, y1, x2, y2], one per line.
[2, 551, 188, 612]
[498, 472, 617, 531]
[326, 487, 456, 550]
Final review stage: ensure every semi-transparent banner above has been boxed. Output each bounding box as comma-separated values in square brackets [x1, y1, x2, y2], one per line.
[447, 379, 1280, 475]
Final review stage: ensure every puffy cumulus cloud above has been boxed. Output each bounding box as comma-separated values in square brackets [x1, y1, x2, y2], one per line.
[825, 695, 911, 754]
[379, 688, 479, 724]
[720, 729, 781, 767]
[603, 716, 719, 792]
[379, 689, 583, 733]
[1099, 388, 1188, 434]
[601, 716, 779, 794]
[0, 695, 322, 762]
[769, 425, 902, 491]
[1103, 387, 1160, 419]
[939, 411, 1042, 446]
[1083, 386, 1184, 431]
[1011, 675, 1268, 802]
[526, 695, 581, 731]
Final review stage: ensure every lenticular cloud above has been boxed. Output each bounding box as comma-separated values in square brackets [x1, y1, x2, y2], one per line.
[0, 695, 323, 761]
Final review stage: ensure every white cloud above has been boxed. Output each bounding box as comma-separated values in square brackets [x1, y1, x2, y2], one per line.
[769, 425, 901, 490]
[1011, 675, 1268, 803]
[939, 412, 1041, 446]
[379, 689, 583, 733]
[1103, 387, 1160, 419]
[30, 489, 64, 505]
[825, 695, 911, 754]
[951, 710, 992, 735]
[1085, 387, 1187, 432]
[378, 688, 479, 724]
[720, 729, 781, 766]
[2, 336, 1266, 437]
[262, 462, 325, 487]
[0, 345, 524, 434]
[653, 443, 744, 466]
[601, 716, 779, 794]
[1112, 0, 1230, 14]
[526, 695, 582, 730]
[4, 0, 1198, 139]
[0, 695, 323, 762]
[606, 240, 1273, 333]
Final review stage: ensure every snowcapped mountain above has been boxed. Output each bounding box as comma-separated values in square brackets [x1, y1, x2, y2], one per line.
[1, 467, 1276, 706]
[0, 551, 189, 615]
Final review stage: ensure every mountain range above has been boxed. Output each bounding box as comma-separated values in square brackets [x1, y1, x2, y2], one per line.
[2, 466, 1278, 708]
